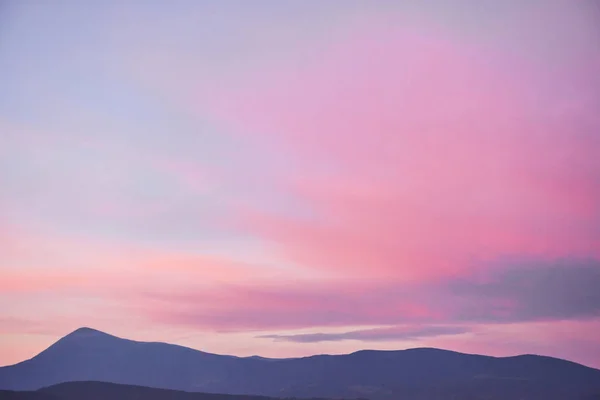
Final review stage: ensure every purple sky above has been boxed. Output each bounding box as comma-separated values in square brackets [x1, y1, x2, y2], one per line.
[1, 0, 600, 368]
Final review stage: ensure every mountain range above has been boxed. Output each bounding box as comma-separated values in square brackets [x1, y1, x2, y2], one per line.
[0, 381, 343, 400]
[1, 327, 599, 400]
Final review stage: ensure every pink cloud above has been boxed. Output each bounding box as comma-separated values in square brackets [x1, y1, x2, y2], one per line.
[135, 258, 600, 332]
[138, 279, 440, 331]
[0, 225, 281, 296]
[196, 18, 600, 283]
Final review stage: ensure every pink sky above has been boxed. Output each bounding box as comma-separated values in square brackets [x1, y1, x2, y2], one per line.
[1, 1, 600, 368]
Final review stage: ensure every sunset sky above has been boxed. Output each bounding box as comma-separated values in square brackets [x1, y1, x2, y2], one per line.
[1, 1, 600, 368]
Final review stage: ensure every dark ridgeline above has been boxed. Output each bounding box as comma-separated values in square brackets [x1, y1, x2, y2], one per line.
[0, 383, 594, 400]
[0, 381, 358, 400]
[1, 327, 599, 400]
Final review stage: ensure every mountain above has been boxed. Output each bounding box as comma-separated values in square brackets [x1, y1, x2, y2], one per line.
[1, 327, 600, 400]
[0, 390, 58, 400]
[1, 381, 345, 400]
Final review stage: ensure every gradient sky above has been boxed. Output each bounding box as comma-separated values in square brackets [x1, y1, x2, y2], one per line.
[1, 0, 600, 368]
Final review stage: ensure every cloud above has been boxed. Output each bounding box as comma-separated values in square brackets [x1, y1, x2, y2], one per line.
[139, 281, 439, 331]
[139, 257, 600, 331]
[258, 325, 468, 343]
[197, 6, 600, 284]
[0, 224, 283, 296]
[450, 258, 600, 323]
[0, 317, 66, 336]
[0, 121, 233, 242]
[4, 249, 598, 334]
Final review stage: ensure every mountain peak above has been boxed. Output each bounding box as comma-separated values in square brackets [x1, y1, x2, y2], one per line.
[2, 329, 599, 399]
[67, 327, 108, 337]
[57, 327, 120, 344]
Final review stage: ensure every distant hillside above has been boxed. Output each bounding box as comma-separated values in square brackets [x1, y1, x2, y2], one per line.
[40, 381, 346, 400]
[0, 390, 58, 400]
[1, 327, 599, 400]
[2, 382, 350, 400]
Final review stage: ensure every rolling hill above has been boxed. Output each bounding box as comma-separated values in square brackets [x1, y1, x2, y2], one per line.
[1, 381, 346, 400]
[1, 327, 599, 400]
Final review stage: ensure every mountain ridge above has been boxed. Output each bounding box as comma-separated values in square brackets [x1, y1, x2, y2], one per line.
[10, 327, 594, 367]
[1, 327, 600, 400]
[2, 381, 365, 400]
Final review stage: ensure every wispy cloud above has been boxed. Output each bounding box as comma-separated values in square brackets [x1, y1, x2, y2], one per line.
[138, 258, 600, 330]
[258, 325, 468, 343]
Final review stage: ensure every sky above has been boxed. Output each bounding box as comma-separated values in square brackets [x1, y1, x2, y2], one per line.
[1, 0, 600, 368]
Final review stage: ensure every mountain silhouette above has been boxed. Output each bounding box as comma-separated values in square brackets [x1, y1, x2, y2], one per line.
[1, 381, 347, 400]
[1, 327, 599, 400]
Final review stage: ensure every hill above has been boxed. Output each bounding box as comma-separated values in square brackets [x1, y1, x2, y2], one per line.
[40, 381, 343, 400]
[1, 327, 599, 399]
[2, 381, 350, 400]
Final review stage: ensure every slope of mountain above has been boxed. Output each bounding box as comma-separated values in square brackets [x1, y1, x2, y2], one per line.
[39, 381, 343, 400]
[1, 381, 349, 400]
[0, 391, 58, 400]
[1, 327, 599, 400]
[0, 382, 597, 400]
